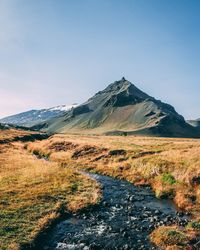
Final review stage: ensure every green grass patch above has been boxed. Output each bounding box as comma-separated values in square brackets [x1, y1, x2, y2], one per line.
[187, 218, 200, 231]
[162, 173, 176, 185]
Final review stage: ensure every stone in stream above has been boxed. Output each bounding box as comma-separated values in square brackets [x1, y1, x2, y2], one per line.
[154, 209, 162, 215]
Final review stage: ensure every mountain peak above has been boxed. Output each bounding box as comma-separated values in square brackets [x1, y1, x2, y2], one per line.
[102, 78, 150, 102]
[85, 79, 152, 111]
[104, 78, 132, 92]
[121, 76, 126, 81]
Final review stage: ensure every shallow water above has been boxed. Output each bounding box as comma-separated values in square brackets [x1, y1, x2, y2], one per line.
[39, 173, 188, 250]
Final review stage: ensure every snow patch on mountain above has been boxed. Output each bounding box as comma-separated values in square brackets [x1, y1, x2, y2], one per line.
[49, 104, 78, 111]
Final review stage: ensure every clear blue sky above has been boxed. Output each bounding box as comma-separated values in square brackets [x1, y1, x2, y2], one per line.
[0, 0, 200, 119]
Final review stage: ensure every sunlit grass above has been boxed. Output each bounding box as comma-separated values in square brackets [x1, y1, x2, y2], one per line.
[0, 131, 100, 250]
[0, 128, 40, 142]
[28, 134, 200, 212]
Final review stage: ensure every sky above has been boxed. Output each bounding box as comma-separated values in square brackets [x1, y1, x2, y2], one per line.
[0, 0, 200, 119]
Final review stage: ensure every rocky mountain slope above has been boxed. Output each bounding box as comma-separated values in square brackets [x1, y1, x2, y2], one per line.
[0, 104, 77, 128]
[39, 78, 200, 138]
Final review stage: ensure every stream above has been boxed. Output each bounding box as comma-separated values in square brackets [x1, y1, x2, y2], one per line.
[37, 173, 189, 250]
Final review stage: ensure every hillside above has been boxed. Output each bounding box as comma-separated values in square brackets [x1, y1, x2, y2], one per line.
[0, 104, 77, 128]
[41, 78, 200, 138]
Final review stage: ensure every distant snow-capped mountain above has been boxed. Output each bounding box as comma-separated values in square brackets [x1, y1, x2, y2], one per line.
[187, 118, 200, 128]
[0, 104, 78, 128]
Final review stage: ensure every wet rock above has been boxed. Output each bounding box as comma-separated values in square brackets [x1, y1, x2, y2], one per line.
[89, 243, 102, 249]
[102, 201, 108, 206]
[176, 211, 184, 217]
[122, 231, 129, 237]
[153, 216, 159, 222]
[149, 217, 154, 223]
[185, 211, 191, 216]
[122, 244, 129, 250]
[154, 209, 161, 215]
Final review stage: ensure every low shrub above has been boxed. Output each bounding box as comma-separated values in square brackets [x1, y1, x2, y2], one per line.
[187, 218, 200, 232]
[150, 226, 189, 247]
[152, 173, 176, 199]
[162, 173, 176, 185]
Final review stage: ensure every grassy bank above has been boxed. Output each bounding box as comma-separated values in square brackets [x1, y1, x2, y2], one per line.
[0, 128, 39, 141]
[0, 130, 100, 250]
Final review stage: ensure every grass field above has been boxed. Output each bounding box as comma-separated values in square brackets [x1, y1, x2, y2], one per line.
[1, 128, 200, 249]
[28, 134, 200, 249]
[28, 134, 200, 212]
[0, 129, 100, 250]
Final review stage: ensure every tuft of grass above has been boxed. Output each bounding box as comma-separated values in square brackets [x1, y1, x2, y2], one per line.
[187, 218, 200, 231]
[150, 226, 189, 247]
[165, 246, 188, 250]
[151, 174, 176, 199]
[174, 184, 196, 210]
[151, 173, 177, 199]
[162, 173, 176, 185]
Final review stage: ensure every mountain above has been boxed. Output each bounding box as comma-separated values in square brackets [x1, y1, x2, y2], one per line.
[187, 118, 200, 128]
[38, 78, 200, 138]
[0, 104, 77, 128]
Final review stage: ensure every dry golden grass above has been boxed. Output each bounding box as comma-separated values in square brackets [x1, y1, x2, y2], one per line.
[0, 128, 40, 142]
[0, 131, 100, 250]
[28, 134, 200, 214]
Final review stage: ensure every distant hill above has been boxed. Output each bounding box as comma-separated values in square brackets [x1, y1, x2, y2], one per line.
[187, 119, 200, 128]
[38, 78, 200, 138]
[0, 123, 9, 130]
[0, 104, 77, 128]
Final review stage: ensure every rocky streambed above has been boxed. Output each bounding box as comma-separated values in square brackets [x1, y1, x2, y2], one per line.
[38, 173, 189, 250]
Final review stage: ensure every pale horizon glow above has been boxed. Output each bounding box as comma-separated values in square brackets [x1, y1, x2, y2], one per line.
[0, 0, 200, 120]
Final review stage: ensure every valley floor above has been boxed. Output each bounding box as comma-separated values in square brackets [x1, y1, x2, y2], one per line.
[1, 129, 200, 249]
[28, 134, 200, 249]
